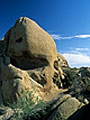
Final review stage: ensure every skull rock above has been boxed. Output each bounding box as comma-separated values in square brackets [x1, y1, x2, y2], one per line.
[6, 17, 57, 70]
[0, 17, 66, 105]
[4, 17, 60, 92]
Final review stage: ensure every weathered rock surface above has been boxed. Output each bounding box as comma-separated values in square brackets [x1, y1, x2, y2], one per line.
[3, 17, 65, 93]
[1, 64, 44, 104]
[6, 17, 57, 69]
[0, 17, 62, 104]
[62, 67, 90, 103]
[0, 17, 90, 120]
[48, 97, 84, 120]
[57, 53, 69, 68]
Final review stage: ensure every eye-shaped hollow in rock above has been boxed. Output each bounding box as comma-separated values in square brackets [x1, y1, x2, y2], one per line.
[5, 17, 57, 70]
[4, 17, 61, 92]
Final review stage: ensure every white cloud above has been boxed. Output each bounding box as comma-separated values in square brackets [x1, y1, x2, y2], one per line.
[75, 34, 90, 38]
[51, 34, 62, 40]
[50, 33, 90, 67]
[68, 47, 90, 55]
[51, 33, 90, 40]
[62, 53, 90, 67]
[51, 34, 73, 40]
[75, 48, 89, 51]
[61, 36, 73, 39]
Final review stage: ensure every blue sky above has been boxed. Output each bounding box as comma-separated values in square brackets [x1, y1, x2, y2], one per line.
[0, 0, 90, 67]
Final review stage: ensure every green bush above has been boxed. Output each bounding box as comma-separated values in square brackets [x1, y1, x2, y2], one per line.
[10, 89, 46, 120]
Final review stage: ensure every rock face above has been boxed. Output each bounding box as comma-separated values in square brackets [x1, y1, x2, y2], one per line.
[62, 67, 90, 102]
[57, 53, 69, 67]
[0, 17, 65, 104]
[1, 64, 44, 104]
[0, 17, 90, 120]
[48, 96, 84, 120]
[6, 17, 57, 69]
[3, 17, 63, 93]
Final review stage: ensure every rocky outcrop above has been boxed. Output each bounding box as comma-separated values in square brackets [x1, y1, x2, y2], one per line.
[57, 53, 69, 67]
[62, 67, 90, 103]
[0, 17, 65, 104]
[1, 64, 44, 104]
[48, 96, 84, 120]
[0, 17, 90, 120]
[6, 17, 57, 69]
[3, 17, 65, 93]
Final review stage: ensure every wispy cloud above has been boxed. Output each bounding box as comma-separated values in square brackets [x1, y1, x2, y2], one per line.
[63, 53, 90, 67]
[75, 34, 90, 38]
[75, 48, 89, 51]
[69, 47, 90, 54]
[51, 34, 90, 40]
[51, 33, 90, 67]
[51, 34, 62, 40]
[51, 34, 73, 40]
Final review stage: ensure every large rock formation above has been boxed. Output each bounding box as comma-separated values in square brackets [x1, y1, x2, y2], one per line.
[4, 17, 58, 92]
[6, 17, 57, 69]
[0, 17, 90, 120]
[0, 17, 65, 104]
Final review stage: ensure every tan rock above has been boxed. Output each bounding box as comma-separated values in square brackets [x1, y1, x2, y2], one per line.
[57, 53, 69, 67]
[0, 17, 66, 105]
[6, 17, 57, 69]
[1, 64, 44, 104]
[3, 17, 59, 92]
[48, 97, 84, 120]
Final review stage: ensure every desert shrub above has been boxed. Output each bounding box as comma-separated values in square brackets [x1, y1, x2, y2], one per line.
[10, 89, 46, 120]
